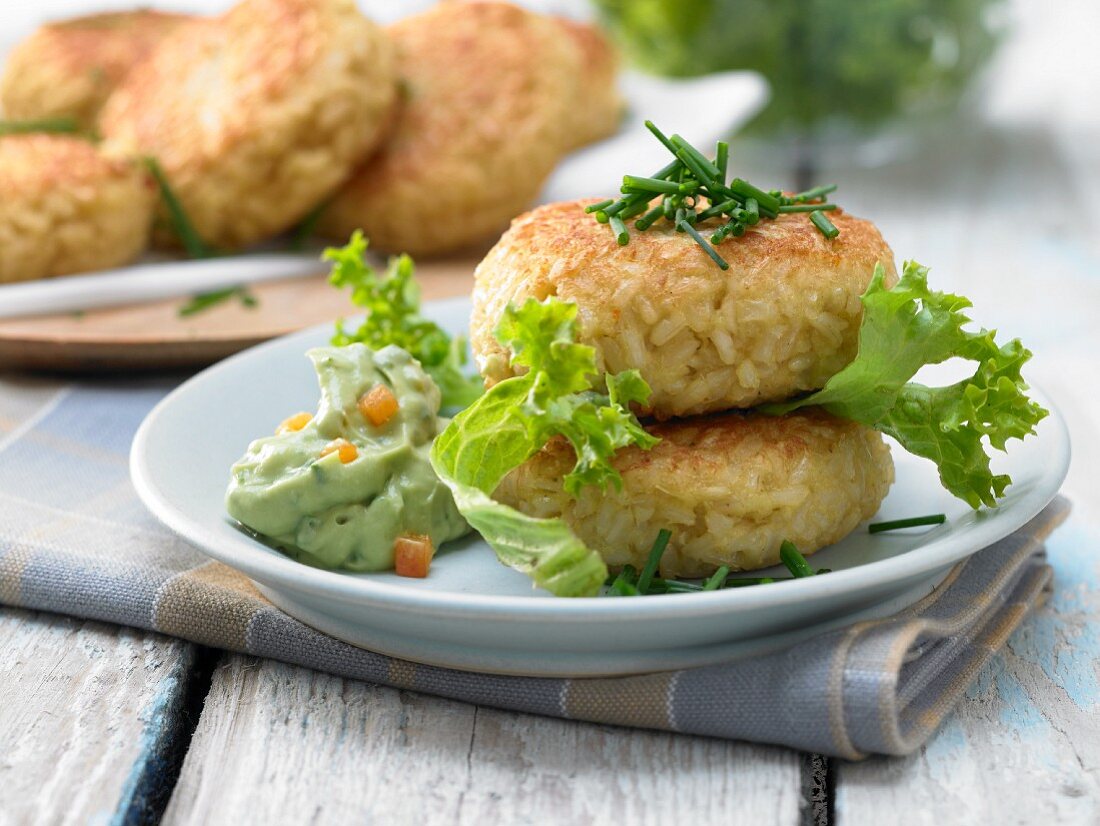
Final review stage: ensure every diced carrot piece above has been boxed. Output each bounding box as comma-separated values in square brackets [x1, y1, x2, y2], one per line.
[276, 412, 312, 435]
[320, 438, 358, 463]
[394, 533, 434, 578]
[358, 384, 399, 427]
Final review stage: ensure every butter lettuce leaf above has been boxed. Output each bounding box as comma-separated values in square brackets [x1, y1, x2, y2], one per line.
[325, 232, 483, 409]
[431, 298, 657, 597]
[764, 261, 1047, 508]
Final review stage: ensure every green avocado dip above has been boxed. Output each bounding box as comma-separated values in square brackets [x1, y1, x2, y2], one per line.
[225, 343, 471, 571]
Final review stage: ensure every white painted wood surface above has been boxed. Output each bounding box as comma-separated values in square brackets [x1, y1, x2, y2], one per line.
[163, 656, 806, 826]
[0, 608, 196, 826]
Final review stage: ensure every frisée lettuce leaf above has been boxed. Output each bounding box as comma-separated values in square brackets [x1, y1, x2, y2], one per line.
[325, 232, 483, 410]
[431, 297, 658, 597]
[763, 261, 1048, 508]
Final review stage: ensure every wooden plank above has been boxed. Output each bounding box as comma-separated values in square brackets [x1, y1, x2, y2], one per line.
[834, 518, 1100, 824]
[0, 607, 201, 825]
[164, 655, 806, 825]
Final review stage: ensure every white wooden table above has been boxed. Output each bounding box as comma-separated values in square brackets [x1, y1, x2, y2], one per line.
[2, 4, 1098, 823]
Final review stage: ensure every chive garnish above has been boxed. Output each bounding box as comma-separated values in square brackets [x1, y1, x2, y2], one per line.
[778, 203, 839, 213]
[144, 157, 217, 259]
[810, 210, 840, 239]
[724, 576, 779, 587]
[868, 514, 947, 534]
[591, 121, 842, 259]
[0, 117, 83, 137]
[623, 175, 681, 195]
[584, 199, 614, 214]
[679, 218, 729, 270]
[779, 540, 816, 578]
[635, 205, 664, 231]
[178, 286, 258, 317]
[609, 214, 629, 246]
[635, 529, 672, 594]
[703, 565, 730, 591]
[793, 183, 838, 202]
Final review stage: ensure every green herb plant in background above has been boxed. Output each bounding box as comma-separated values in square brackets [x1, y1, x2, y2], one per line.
[595, 0, 1004, 137]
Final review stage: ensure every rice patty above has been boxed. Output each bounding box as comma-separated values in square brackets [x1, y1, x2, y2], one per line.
[493, 409, 894, 578]
[0, 135, 153, 283]
[472, 200, 898, 418]
[319, 2, 601, 256]
[0, 10, 192, 129]
[99, 0, 396, 250]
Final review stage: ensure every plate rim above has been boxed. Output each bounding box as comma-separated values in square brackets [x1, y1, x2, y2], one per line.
[130, 296, 1072, 622]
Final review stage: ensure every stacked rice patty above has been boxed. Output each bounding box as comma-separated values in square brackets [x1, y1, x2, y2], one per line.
[471, 200, 898, 578]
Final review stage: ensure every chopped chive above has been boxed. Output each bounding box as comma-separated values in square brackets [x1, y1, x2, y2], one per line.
[778, 203, 839, 213]
[608, 214, 629, 245]
[635, 529, 672, 594]
[674, 207, 687, 231]
[584, 199, 614, 214]
[715, 141, 729, 183]
[703, 566, 730, 591]
[643, 120, 679, 155]
[595, 210, 610, 224]
[673, 149, 714, 187]
[698, 198, 739, 221]
[795, 183, 838, 202]
[779, 540, 816, 578]
[744, 197, 760, 225]
[603, 192, 648, 217]
[622, 175, 682, 195]
[0, 117, 82, 136]
[619, 199, 651, 221]
[729, 179, 781, 215]
[144, 157, 216, 259]
[679, 218, 729, 270]
[678, 180, 701, 195]
[178, 286, 257, 317]
[810, 210, 840, 239]
[648, 578, 703, 593]
[609, 578, 640, 596]
[868, 514, 947, 534]
[670, 134, 721, 180]
[635, 205, 664, 231]
[650, 159, 684, 181]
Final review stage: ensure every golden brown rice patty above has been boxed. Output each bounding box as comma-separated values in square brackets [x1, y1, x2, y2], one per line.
[318, 2, 589, 257]
[99, 0, 396, 250]
[0, 11, 192, 129]
[0, 135, 153, 283]
[494, 409, 894, 578]
[553, 17, 624, 150]
[472, 199, 898, 418]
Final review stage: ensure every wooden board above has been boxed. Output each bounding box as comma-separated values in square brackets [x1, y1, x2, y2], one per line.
[0, 258, 479, 373]
[0, 607, 200, 825]
[162, 655, 807, 825]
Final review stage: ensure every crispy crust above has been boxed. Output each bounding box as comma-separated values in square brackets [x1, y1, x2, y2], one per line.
[319, 2, 610, 257]
[471, 199, 898, 417]
[494, 409, 895, 577]
[0, 11, 191, 128]
[99, 0, 396, 249]
[0, 135, 154, 282]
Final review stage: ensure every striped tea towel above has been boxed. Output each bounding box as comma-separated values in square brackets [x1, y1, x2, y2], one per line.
[0, 376, 1070, 759]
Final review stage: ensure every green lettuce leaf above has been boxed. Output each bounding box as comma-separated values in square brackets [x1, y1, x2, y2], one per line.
[764, 261, 1047, 508]
[431, 298, 658, 596]
[325, 232, 483, 409]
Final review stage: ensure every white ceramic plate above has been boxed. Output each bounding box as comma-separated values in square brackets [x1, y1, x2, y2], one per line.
[131, 298, 1070, 676]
